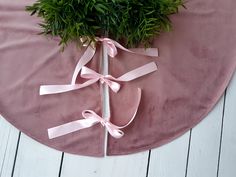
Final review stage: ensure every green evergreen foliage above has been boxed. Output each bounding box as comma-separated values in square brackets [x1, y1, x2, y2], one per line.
[26, 0, 184, 48]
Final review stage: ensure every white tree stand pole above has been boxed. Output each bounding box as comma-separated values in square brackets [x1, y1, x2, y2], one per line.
[100, 41, 110, 156]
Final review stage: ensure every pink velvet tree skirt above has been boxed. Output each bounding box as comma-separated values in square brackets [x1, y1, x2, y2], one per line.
[0, 0, 236, 157]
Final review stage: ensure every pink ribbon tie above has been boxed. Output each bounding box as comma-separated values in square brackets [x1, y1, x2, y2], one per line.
[40, 62, 157, 95]
[48, 88, 142, 139]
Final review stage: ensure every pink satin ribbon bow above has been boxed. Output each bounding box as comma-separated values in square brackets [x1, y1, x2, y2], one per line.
[48, 88, 142, 139]
[40, 62, 157, 95]
[40, 37, 158, 139]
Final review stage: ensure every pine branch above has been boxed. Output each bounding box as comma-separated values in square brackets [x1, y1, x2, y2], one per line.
[26, 0, 184, 48]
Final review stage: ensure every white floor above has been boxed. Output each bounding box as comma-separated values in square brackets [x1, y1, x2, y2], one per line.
[0, 72, 235, 177]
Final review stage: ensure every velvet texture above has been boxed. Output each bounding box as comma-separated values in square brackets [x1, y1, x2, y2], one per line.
[0, 0, 235, 157]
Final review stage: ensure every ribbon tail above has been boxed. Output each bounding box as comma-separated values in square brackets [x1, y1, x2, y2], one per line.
[127, 48, 159, 57]
[71, 45, 96, 84]
[116, 62, 157, 82]
[112, 39, 158, 57]
[115, 88, 142, 129]
[48, 118, 99, 139]
[40, 79, 99, 95]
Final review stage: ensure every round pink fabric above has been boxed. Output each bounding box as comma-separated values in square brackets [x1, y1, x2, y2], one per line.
[0, 0, 235, 157]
